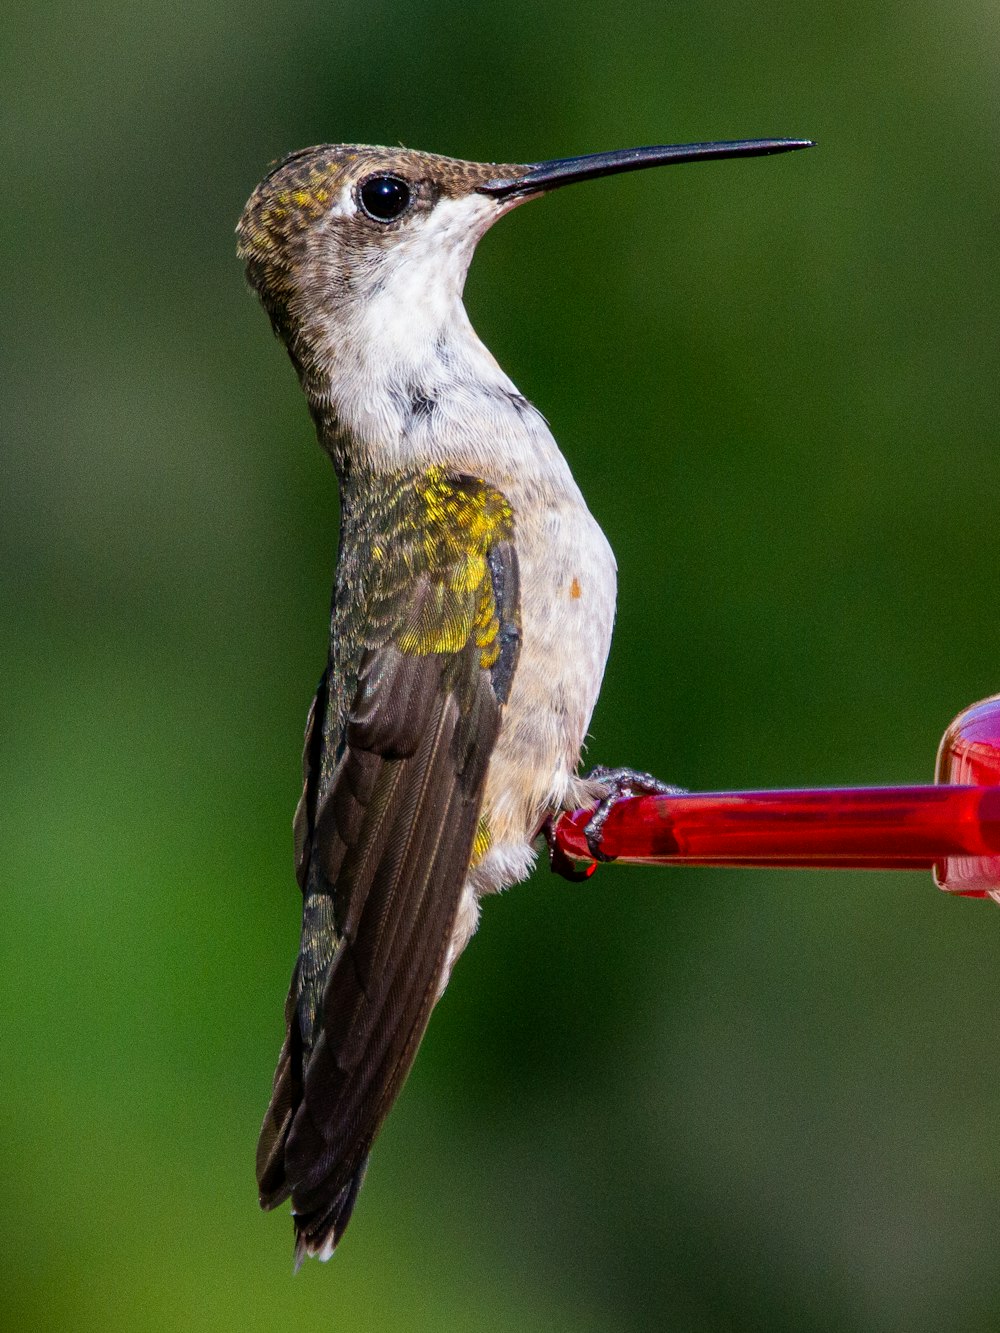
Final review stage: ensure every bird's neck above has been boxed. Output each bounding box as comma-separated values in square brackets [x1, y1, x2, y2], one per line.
[302, 293, 581, 502]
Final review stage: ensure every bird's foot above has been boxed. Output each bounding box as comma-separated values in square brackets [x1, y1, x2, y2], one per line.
[541, 814, 598, 882]
[582, 766, 685, 863]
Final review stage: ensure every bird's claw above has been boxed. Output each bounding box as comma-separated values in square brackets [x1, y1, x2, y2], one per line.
[541, 815, 597, 882]
[583, 766, 685, 862]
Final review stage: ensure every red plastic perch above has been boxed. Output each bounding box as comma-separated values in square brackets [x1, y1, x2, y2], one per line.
[553, 695, 1000, 898]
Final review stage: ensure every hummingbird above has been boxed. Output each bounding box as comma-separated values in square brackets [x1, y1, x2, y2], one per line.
[237, 135, 810, 1265]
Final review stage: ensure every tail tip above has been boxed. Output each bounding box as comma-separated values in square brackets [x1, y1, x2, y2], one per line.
[290, 1157, 369, 1271]
[293, 1230, 338, 1272]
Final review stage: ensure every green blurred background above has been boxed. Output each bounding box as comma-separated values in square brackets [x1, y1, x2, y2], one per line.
[4, 1, 1000, 1329]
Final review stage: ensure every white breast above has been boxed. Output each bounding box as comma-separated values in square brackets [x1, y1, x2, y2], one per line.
[443, 479, 617, 987]
[511, 492, 617, 804]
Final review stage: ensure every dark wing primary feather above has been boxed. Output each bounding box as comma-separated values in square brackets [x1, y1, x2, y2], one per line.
[255, 668, 327, 1202]
[256, 469, 520, 1261]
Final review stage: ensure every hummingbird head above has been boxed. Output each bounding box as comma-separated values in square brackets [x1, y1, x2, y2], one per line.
[237, 139, 811, 438]
[237, 145, 523, 386]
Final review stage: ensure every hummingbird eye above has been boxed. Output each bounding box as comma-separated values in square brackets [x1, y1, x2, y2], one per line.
[358, 174, 412, 223]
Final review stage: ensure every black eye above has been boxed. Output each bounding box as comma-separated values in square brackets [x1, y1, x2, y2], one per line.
[358, 174, 411, 222]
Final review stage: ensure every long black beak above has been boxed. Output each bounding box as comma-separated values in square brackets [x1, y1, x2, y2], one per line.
[478, 139, 813, 198]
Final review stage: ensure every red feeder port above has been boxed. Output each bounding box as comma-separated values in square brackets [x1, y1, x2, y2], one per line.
[553, 696, 1000, 900]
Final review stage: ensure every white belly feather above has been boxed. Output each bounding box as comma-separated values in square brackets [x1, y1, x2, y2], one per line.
[486, 492, 617, 840]
[442, 484, 617, 984]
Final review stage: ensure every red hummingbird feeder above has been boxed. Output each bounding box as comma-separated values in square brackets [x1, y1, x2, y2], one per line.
[554, 694, 1000, 900]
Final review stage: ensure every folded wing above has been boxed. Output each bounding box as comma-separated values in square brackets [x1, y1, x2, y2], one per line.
[255, 469, 520, 1262]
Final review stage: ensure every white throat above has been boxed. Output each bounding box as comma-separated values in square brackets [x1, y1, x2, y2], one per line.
[317, 196, 521, 453]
